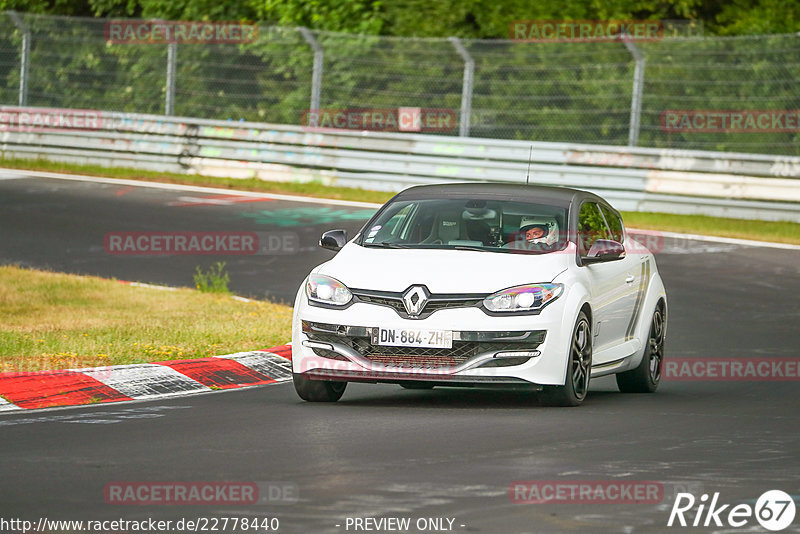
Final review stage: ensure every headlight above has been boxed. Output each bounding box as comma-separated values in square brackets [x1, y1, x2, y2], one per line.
[306, 274, 352, 306]
[483, 283, 563, 313]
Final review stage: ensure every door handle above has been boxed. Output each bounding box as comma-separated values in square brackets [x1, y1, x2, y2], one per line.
[625, 274, 635, 284]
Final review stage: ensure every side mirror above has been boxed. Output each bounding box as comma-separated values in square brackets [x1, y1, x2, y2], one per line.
[583, 239, 625, 264]
[320, 229, 347, 252]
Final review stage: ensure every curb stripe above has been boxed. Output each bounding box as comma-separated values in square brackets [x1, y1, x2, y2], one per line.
[257, 344, 293, 360]
[158, 357, 277, 389]
[0, 371, 132, 409]
[219, 351, 293, 382]
[80, 364, 211, 399]
[0, 348, 294, 412]
[0, 396, 22, 412]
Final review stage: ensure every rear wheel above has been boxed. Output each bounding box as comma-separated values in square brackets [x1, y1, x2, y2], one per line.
[293, 373, 347, 402]
[616, 305, 665, 393]
[540, 312, 592, 407]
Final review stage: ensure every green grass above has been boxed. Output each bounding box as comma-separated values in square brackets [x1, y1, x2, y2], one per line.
[621, 211, 800, 244]
[2, 157, 799, 244]
[0, 265, 292, 373]
[193, 261, 231, 294]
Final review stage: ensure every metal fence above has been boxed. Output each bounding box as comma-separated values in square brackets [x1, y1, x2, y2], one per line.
[1, 13, 799, 155]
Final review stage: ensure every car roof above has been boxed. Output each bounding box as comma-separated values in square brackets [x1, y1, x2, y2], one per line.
[393, 182, 598, 207]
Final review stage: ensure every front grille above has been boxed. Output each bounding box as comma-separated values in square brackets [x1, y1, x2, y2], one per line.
[362, 353, 459, 369]
[476, 356, 531, 368]
[425, 298, 483, 312]
[306, 332, 540, 369]
[354, 294, 405, 314]
[351, 289, 485, 319]
[308, 346, 349, 361]
[355, 337, 481, 368]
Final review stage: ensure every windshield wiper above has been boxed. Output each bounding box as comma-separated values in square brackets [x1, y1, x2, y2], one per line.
[451, 245, 494, 253]
[450, 245, 532, 254]
[362, 242, 410, 249]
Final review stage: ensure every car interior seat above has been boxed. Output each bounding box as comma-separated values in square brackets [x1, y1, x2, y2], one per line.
[422, 211, 463, 244]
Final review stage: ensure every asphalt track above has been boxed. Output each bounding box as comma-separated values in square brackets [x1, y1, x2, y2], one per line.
[0, 172, 377, 303]
[1, 173, 799, 533]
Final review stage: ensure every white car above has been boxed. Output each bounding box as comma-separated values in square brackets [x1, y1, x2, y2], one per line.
[291, 184, 667, 406]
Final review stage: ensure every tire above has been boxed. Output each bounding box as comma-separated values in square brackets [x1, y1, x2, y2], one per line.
[293, 373, 347, 402]
[400, 382, 435, 390]
[539, 311, 592, 407]
[616, 304, 665, 393]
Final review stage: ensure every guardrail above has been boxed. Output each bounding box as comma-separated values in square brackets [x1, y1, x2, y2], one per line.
[2, 107, 799, 222]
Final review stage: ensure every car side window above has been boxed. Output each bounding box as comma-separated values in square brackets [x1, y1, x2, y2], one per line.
[599, 204, 624, 243]
[577, 202, 611, 254]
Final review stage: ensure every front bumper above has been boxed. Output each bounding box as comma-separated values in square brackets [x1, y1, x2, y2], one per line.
[303, 368, 535, 387]
[292, 297, 573, 386]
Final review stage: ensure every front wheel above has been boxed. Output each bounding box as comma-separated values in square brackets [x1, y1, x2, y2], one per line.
[539, 311, 592, 407]
[616, 305, 665, 393]
[293, 373, 347, 402]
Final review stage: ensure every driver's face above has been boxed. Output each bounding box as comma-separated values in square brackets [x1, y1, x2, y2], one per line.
[526, 226, 545, 241]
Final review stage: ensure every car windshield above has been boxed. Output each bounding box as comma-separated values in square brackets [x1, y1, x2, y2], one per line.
[360, 198, 569, 254]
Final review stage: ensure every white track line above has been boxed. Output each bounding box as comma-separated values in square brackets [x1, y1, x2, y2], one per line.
[122, 281, 179, 291]
[0, 168, 382, 208]
[0, 173, 30, 180]
[2, 167, 797, 250]
[627, 228, 800, 251]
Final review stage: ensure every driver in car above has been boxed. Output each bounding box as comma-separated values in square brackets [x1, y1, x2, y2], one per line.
[524, 224, 548, 242]
[505, 218, 559, 251]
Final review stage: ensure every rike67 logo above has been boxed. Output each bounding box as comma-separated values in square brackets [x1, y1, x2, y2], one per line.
[668, 490, 796, 531]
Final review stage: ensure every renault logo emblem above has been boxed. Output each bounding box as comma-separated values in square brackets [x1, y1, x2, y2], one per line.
[402, 285, 429, 317]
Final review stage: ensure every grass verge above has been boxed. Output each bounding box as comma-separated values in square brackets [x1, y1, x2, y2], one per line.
[620, 211, 800, 245]
[2, 157, 800, 245]
[0, 265, 292, 373]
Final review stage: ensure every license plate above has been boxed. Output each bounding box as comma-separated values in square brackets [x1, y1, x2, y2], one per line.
[371, 327, 453, 349]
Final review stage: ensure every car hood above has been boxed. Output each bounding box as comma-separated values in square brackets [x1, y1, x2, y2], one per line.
[315, 243, 573, 294]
